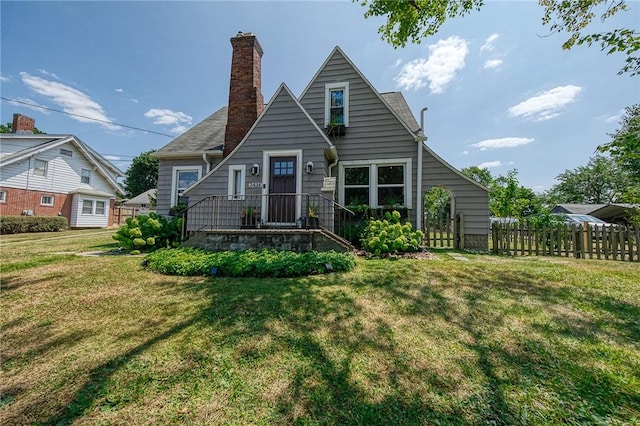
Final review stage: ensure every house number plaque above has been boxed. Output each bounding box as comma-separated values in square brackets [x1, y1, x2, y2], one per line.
[248, 181, 263, 189]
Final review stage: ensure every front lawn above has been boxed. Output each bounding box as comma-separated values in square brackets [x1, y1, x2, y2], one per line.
[1, 231, 638, 425]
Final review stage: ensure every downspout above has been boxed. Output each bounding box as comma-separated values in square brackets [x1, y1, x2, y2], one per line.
[327, 147, 338, 177]
[202, 152, 210, 173]
[416, 107, 428, 231]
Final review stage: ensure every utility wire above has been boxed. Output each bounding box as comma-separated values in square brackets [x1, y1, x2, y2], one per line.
[1, 96, 175, 138]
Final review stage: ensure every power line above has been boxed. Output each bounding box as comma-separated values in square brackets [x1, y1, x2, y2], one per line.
[0, 96, 175, 138]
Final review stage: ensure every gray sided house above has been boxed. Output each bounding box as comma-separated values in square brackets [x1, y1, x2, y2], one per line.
[155, 33, 489, 250]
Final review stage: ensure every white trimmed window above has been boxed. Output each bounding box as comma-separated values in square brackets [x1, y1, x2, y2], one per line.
[95, 200, 106, 215]
[60, 148, 73, 157]
[82, 200, 94, 214]
[324, 82, 349, 127]
[228, 165, 246, 199]
[41, 195, 54, 206]
[340, 159, 412, 208]
[81, 168, 91, 184]
[0, 190, 7, 203]
[171, 167, 201, 207]
[34, 159, 48, 177]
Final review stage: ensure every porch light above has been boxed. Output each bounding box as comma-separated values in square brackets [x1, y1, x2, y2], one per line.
[306, 161, 314, 174]
[250, 163, 260, 176]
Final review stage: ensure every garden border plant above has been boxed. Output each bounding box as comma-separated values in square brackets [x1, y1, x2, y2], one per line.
[361, 210, 424, 256]
[112, 212, 182, 254]
[144, 247, 356, 278]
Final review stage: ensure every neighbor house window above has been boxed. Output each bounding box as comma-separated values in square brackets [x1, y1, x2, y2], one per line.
[34, 159, 48, 177]
[82, 200, 94, 214]
[228, 165, 246, 199]
[60, 148, 73, 157]
[324, 82, 349, 127]
[340, 159, 412, 208]
[81, 169, 91, 184]
[172, 167, 201, 207]
[0, 190, 6, 203]
[95, 200, 106, 215]
[41, 195, 54, 206]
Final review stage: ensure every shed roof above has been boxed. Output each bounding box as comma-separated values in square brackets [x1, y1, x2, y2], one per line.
[551, 204, 606, 215]
[123, 188, 156, 205]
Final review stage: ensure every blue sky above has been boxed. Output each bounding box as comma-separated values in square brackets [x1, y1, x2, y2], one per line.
[1, 1, 638, 192]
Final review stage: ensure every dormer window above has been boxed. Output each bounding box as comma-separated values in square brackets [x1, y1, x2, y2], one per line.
[324, 82, 349, 127]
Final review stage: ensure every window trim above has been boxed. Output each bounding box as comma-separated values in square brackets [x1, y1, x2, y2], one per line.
[81, 168, 91, 184]
[339, 158, 412, 209]
[41, 195, 55, 206]
[228, 165, 246, 200]
[33, 158, 48, 177]
[171, 166, 202, 207]
[324, 82, 349, 127]
[0, 190, 7, 203]
[60, 148, 73, 157]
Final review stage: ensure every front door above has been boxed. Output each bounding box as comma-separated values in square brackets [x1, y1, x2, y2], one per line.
[269, 157, 296, 224]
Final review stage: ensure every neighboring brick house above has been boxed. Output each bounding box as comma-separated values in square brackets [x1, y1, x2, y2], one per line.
[155, 32, 489, 250]
[0, 114, 125, 227]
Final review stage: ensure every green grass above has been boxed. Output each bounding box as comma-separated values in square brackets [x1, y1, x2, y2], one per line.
[1, 230, 639, 425]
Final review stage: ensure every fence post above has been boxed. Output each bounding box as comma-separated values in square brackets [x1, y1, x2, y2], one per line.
[457, 212, 465, 250]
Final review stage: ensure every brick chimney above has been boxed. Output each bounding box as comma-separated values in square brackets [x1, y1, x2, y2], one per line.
[12, 113, 35, 134]
[224, 32, 264, 157]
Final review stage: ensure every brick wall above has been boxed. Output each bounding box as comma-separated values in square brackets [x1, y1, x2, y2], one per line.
[0, 187, 69, 218]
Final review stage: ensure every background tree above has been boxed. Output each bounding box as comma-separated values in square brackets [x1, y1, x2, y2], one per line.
[123, 150, 159, 198]
[0, 122, 45, 134]
[461, 165, 494, 188]
[490, 170, 541, 218]
[357, 0, 639, 75]
[544, 155, 629, 204]
[597, 104, 640, 183]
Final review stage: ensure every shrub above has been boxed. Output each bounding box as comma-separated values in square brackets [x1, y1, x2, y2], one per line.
[144, 248, 356, 278]
[112, 212, 182, 254]
[361, 210, 424, 256]
[0, 216, 68, 234]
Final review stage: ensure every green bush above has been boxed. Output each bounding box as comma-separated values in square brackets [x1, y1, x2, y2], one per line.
[144, 248, 356, 278]
[112, 212, 182, 254]
[361, 210, 424, 256]
[0, 216, 68, 234]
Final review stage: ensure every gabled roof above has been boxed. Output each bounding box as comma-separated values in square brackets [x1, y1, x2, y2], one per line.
[300, 46, 422, 141]
[0, 133, 125, 195]
[380, 92, 424, 137]
[155, 106, 227, 158]
[184, 83, 335, 195]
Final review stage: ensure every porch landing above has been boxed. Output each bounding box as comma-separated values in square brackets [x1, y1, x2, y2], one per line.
[182, 228, 353, 253]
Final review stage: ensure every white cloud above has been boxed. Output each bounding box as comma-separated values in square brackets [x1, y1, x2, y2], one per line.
[130, 98, 139, 103]
[604, 109, 624, 123]
[39, 69, 59, 79]
[478, 160, 503, 169]
[8, 97, 50, 114]
[394, 36, 469, 94]
[115, 88, 124, 93]
[508, 85, 582, 121]
[393, 58, 403, 68]
[20, 72, 119, 130]
[484, 59, 503, 69]
[472, 137, 535, 150]
[144, 108, 192, 134]
[480, 34, 499, 52]
[104, 155, 121, 161]
[0, 74, 10, 82]
[461, 150, 469, 155]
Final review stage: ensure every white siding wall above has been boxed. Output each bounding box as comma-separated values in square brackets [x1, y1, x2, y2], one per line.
[0, 142, 115, 195]
[70, 194, 110, 227]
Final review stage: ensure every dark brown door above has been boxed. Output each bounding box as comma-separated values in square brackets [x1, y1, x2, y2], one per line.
[269, 157, 296, 223]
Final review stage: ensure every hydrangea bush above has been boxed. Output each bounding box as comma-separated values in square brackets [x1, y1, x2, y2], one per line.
[112, 212, 182, 254]
[361, 210, 424, 256]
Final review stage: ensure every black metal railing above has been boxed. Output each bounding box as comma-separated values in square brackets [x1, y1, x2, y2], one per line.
[180, 193, 355, 242]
